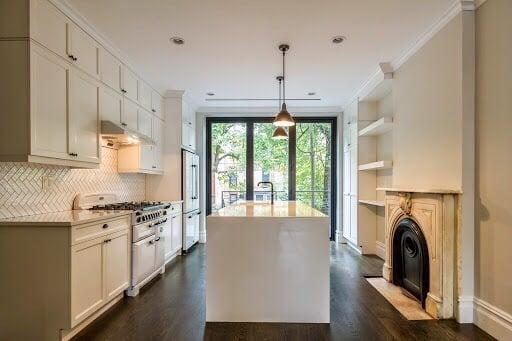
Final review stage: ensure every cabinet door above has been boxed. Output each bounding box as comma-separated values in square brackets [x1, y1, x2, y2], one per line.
[155, 225, 166, 269]
[182, 122, 190, 149]
[343, 149, 350, 195]
[30, 0, 69, 59]
[140, 145, 154, 171]
[104, 230, 130, 301]
[122, 98, 138, 131]
[193, 212, 200, 243]
[71, 237, 105, 327]
[30, 45, 70, 160]
[69, 69, 100, 164]
[350, 195, 358, 244]
[99, 47, 121, 92]
[99, 85, 122, 125]
[68, 23, 98, 77]
[152, 116, 163, 170]
[121, 65, 138, 102]
[349, 145, 358, 194]
[138, 109, 152, 138]
[139, 81, 152, 110]
[151, 90, 163, 119]
[161, 219, 173, 260]
[342, 194, 351, 240]
[171, 214, 182, 253]
[132, 236, 156, 285]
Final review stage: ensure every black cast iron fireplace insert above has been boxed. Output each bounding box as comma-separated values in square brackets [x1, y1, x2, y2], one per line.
[392, 218, 429, 307]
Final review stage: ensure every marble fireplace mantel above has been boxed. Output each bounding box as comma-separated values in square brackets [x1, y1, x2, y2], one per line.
[377, 187, 462, 194]
[381, 189, 460, 319]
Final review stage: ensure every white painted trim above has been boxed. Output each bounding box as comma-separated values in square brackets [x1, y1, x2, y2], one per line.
[199, 230, 207, 243]
[375, 241, 386, 260]
[474, 297, 512, 340]
[342, 0, 476, 112]
[346, 240, 363, 254]
[475, 0, 488, 8]
[456, 296, 474, 323]
[198, 106, 342, 115]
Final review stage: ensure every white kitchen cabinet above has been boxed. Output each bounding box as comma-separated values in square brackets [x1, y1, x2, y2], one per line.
[67, 23, 98, 77]
[139, 81, 152, 111]
[99, 85, 123, 125]
[30, 0, 69, 59]
[132, 236, 156, 285]
[138, 108, 153, 139]
[151, 90, 163, 119]
[29, 43, 70, 161]
[152, 116, 163, 170]
[171, 214, 183, 255]
[104, 230, 130, 301]
[161, 219, 173, 261]
[68, 68, 100, 164]
[99, 47, 122, 92]
[122, 98, 139, 132]
[121, 65, 138, 103]
[71, 236, 105, 326]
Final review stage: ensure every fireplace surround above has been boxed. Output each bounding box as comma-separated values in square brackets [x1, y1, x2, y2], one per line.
[379, 188, 460, 319]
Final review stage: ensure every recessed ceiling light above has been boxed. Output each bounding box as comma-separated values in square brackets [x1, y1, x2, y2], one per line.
[170, 36, 185, 45]
[308, 92, 316, 96]
[332, 35, 346, 44]
[206, 92, 215, 96]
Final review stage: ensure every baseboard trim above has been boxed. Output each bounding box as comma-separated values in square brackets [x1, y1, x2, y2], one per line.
[346, 240, 362, 254]
[375, 241, 386, 260]
[456, 296, 474, 323]
[473, 297, 512, 340]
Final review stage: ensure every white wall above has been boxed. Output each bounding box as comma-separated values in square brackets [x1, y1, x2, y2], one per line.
[392, 14, 463, 191]
[474, 0, 512, 339]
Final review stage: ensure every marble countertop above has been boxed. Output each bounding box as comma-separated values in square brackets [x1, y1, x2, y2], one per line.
[0, 210, 132, 227]
[376, 187, 462, 194]
[209, 201, 327, 218]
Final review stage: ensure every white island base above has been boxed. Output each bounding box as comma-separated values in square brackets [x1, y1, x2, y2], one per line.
[206, 201, 330, 323]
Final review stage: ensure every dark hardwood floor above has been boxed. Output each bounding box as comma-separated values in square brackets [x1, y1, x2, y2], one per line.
[74, 244, 492, 341]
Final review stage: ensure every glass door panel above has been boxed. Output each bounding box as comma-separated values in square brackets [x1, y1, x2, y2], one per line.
[210, 123, 247, 212]
[295, 122, 333, 217]
[253, 123, 288, 202]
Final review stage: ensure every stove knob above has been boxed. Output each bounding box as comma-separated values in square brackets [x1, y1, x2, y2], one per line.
[136, 217, 141, 223]
[142, 216, 147, 222]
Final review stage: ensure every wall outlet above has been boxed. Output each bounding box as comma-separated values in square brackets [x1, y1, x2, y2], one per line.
[42, 175, 57, 190]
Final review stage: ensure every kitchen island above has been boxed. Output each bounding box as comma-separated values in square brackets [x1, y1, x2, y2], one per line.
[206, 201, 330, 323]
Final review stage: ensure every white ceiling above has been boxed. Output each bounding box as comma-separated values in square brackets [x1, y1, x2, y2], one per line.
[66, 0, 454, 109]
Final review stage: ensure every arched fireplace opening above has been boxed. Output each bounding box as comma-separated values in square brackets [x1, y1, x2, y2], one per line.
[392, 218, 429, 307]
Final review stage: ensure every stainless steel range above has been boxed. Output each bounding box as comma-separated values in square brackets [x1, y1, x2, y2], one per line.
[74, 193, 171, 297]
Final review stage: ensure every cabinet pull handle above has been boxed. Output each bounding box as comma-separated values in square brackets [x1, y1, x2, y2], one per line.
[67, 54, 74, 60]
[102, 223, 109, 229]
[152, 166, 156, 169]
[121, 122, 127, 127]
[104, 238, 112, 243]
[69, 152, 78, 157]
[155, 237, 161, 242]
[121, 89, 127, 94]
[188, 215, 192, 219]
[73, 56, 78, 61]
[152, 109, 156, 113]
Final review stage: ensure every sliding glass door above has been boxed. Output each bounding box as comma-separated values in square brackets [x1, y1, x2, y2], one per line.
[207, 117, 337, 239]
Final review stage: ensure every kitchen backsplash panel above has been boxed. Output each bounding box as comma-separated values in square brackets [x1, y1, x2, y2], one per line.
[0, 146, 146, 219]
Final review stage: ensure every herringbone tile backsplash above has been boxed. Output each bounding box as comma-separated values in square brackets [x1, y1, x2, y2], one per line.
[0, 146, 146, 219]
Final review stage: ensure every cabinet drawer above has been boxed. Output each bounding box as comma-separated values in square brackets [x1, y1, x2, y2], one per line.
[72, 216, 130, 245]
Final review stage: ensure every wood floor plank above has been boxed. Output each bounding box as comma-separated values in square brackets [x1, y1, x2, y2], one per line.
[74, 243, 494, 341]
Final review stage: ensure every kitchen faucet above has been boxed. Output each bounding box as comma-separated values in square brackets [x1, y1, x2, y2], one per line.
[257, 181, 274, 205]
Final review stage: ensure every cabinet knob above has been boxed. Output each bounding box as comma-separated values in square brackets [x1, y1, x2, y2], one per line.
[102, 223, 109, 229]
[152, 109, 156, 113]
[152, 165, 156, 169]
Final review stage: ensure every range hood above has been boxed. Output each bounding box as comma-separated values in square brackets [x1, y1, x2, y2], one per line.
[100, 120, 155, 145]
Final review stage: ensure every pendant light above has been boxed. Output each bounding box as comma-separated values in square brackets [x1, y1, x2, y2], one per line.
[273, 76, 288, 139]
[273, 44, 295, 127]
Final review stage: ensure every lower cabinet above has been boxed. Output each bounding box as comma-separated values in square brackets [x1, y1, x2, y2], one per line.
[159, 204, 183, 263]
[171, 214, 183, 255]
[71, 228, 130, 327]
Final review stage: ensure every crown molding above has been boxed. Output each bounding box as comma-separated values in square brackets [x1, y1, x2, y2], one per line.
[342, 0, 475, 112]
[197, 106, 342, 116]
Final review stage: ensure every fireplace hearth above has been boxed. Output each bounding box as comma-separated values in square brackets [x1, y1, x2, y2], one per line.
[392, 218, 429, 307]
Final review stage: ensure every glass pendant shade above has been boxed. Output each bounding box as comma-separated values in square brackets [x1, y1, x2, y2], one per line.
[273, 103, 295, 127]
[272, 126, 288, 139]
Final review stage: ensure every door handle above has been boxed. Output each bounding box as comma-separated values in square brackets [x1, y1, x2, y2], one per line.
[102, 223, 109, 229]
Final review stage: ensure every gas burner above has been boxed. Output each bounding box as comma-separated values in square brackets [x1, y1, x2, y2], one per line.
[90, 201, 167, 212]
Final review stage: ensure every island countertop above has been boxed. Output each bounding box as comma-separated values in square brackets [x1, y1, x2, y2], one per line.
[209, 200, 327, 218]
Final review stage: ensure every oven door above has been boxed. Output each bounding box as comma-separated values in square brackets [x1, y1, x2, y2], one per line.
[132, 234, 156, 286]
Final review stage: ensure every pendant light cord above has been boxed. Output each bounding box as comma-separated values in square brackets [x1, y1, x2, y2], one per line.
[282, 49, 286, 104]
[278, 77, 282, 108]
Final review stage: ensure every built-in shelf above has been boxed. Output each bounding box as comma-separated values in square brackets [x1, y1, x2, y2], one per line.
[358, 199, 385, 207]
[358, 160, 393, 171]
[359, 117, 393, 136]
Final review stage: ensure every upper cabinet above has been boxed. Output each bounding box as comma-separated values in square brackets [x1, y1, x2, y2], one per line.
[67, 23, 99, 77]
[181, 99, 196, 151]
[139, 81, 152, 111]
[99, 47, 121, 92]
[151, 90, 163, 119]
[0, 0, 164, 169]
[120, 65, 138, 103]
[29, 0, 69, 59]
